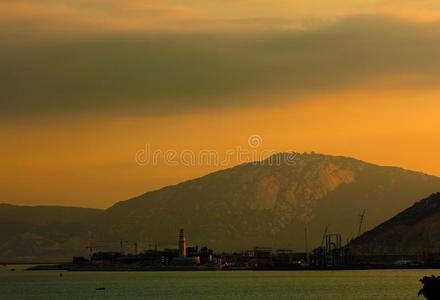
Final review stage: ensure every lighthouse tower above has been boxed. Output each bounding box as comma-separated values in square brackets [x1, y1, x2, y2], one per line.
[179, 228, 186, 257]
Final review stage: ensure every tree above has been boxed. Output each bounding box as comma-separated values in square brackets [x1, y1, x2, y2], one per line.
[419, 275, 440, 299]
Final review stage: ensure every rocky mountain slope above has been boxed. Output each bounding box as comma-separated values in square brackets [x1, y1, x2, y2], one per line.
[2, 152, 440, 259]
[349, 193, 440, 255]
[95, 153, 440, 252]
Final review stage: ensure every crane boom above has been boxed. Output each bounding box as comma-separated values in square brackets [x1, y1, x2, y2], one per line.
[357, 209, 366, 237]
[321, 225, 329, 247]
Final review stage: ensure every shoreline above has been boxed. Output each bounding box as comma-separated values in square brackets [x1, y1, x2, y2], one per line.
[26, 264, 440, 272]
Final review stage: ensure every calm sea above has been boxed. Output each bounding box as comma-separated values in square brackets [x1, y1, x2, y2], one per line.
[0, 265, 437, 299]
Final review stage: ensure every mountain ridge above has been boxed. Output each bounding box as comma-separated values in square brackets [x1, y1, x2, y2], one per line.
[96, 152, 440, 252]
[2, 152, 440, 258]
[110, 152, 431, 210]
[349, 192, 440, 255]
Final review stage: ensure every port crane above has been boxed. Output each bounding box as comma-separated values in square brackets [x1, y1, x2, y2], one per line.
[321, 225, 329, 247]
[357, 209, 366, 237]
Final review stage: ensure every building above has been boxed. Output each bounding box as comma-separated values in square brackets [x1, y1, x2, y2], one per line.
[254, 247, 273, 267]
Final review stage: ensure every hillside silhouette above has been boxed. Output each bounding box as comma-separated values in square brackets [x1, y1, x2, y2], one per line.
[2, 153, 440, 258]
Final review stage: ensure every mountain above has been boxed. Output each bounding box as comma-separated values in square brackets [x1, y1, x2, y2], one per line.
[2, 152, 440, 259]
[94, 153, 440, 252]
[349, 193, 440, 255]
[0, 204, 102, 260]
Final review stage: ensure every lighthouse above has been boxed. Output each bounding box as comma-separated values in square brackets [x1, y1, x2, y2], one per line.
[179, 228, 186, 257]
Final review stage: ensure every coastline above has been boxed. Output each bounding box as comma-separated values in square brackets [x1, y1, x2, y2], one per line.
[26, 264, 440, 272]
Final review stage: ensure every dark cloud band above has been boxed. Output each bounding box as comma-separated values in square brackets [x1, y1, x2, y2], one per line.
[1, 15, 440, 116]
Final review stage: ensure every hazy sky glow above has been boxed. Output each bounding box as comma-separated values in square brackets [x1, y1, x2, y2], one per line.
[1, 1, 440, 208]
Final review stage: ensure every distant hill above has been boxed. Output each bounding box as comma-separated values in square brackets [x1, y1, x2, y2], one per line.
[94, 153, 440, 252]
[349, 193, 440, 255]
[0, 204, 102, 260]
[2, 153, 440, 259]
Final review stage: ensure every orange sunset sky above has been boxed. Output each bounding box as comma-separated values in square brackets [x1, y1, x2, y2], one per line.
[1, 0, 440, 208]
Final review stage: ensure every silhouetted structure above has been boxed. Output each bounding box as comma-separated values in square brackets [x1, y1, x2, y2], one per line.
[312, 233, 352, 266]
[326, 234, 342, 265]
[199, 246, 214, 264]
[274, 249, 295, 266]
[72, 256, 89, 264]
[186, 246, 198, 257]
[91, 251, 123, 263]
[254, 247, 273, 267]
[179, 228, 186, 257]
[419, 275, 440, 300]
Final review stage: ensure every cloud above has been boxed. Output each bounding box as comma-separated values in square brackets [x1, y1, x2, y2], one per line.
[0, 0, 211, 36]
[1, 15, 440, 117]
[3, 0, 440, 37]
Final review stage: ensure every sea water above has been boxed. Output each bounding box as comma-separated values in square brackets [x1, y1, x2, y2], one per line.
[0, 265, 436, 299]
